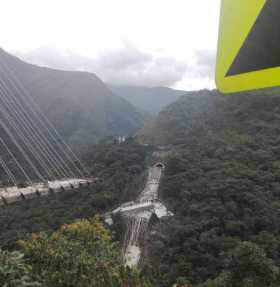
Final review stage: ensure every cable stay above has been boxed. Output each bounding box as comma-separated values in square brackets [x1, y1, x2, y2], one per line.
[0, 54, 96, 199]
[0, 73, 74, 177]
[0, 155, 17, 186]
[0, 80, 69, 179]
[0, 136, 32, 185]
[0, 60, 89, 177]
[0, 90, 54, 180]
[0, 118, 46, 182]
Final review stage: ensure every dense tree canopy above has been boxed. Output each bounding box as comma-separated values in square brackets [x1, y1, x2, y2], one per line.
[140, 90, 280, 286]
[0, 217, 150, 287]
[3, 88, 280, 286]
[0, 249, 41, 287]
[0, 137, 149, 249]
[18, 217, 150, 287]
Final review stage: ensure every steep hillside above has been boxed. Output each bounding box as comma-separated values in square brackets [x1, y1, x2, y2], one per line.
[139, 89, 280, 145]
[110, 85, 186, 114]
[140, 90, 280, 287]
[0, 49, 144, 153]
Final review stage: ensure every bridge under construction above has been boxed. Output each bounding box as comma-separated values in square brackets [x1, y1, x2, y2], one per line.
[0, 49, 92, 202]
[0, 178, 96, 205]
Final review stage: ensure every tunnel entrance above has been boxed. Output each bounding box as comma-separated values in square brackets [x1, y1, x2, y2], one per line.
[154, 162, 165, 169]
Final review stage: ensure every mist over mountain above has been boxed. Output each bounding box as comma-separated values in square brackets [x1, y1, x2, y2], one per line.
[15, 46, 188, 88]
[110, 85, 186, 114]
[0, 49, 144, 153]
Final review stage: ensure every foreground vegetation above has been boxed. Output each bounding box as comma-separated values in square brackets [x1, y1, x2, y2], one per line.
[140, 90, 280, 286]
[0, 217, 150, 287]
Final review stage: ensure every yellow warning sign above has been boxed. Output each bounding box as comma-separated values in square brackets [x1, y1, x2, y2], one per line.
[216, 0, 280, 93]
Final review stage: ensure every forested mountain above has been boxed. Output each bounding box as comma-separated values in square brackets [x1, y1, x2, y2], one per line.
[0, 49, 144, 154]
[140, 90, 280, 286]
[110, 85, 186, 114]
[3, 47, 280, 286]
[3, 84, 280, 286]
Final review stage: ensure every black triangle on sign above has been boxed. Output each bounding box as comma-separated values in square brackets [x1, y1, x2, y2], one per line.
[226, 0, 280, 77]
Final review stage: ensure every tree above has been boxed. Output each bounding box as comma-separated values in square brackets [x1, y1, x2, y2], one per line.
[0, 249, 41, 287]
[224, 242, 274, 287]
[18, 216, 150, 287]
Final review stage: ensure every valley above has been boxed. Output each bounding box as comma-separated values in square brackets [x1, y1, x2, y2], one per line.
[110, 85, 186, 114]
[3, 1, 278, 286]
[0, 50, 280, 287]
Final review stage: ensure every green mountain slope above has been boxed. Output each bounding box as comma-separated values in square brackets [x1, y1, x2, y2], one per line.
[110, 85, 186, 114]
[0, 49, 144, 153]
[140, 90, 280, 286]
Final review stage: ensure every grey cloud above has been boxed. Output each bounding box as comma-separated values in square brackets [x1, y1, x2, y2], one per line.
[20, 47, 79, 70]
[17, 46, 187, 87]
[96, 46, 152, 70]
[15, 46, 186, 87]
[98, 53, 187, 87]
[191, 49, 216, 78]
[17, 46, 215, 88]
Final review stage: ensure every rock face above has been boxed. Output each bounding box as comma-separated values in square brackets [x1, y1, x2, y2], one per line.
[109, 163, 173, 267]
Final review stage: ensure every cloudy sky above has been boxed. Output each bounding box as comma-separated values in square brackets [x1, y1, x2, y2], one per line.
[0, 0, 221, 90]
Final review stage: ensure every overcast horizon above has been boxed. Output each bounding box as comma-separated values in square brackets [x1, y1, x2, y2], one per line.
[1, 0, 221, 91]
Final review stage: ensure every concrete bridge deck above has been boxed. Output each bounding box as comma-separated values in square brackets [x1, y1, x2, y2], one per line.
[0, 178, 96, 205]
[113, 201, 154, 214]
